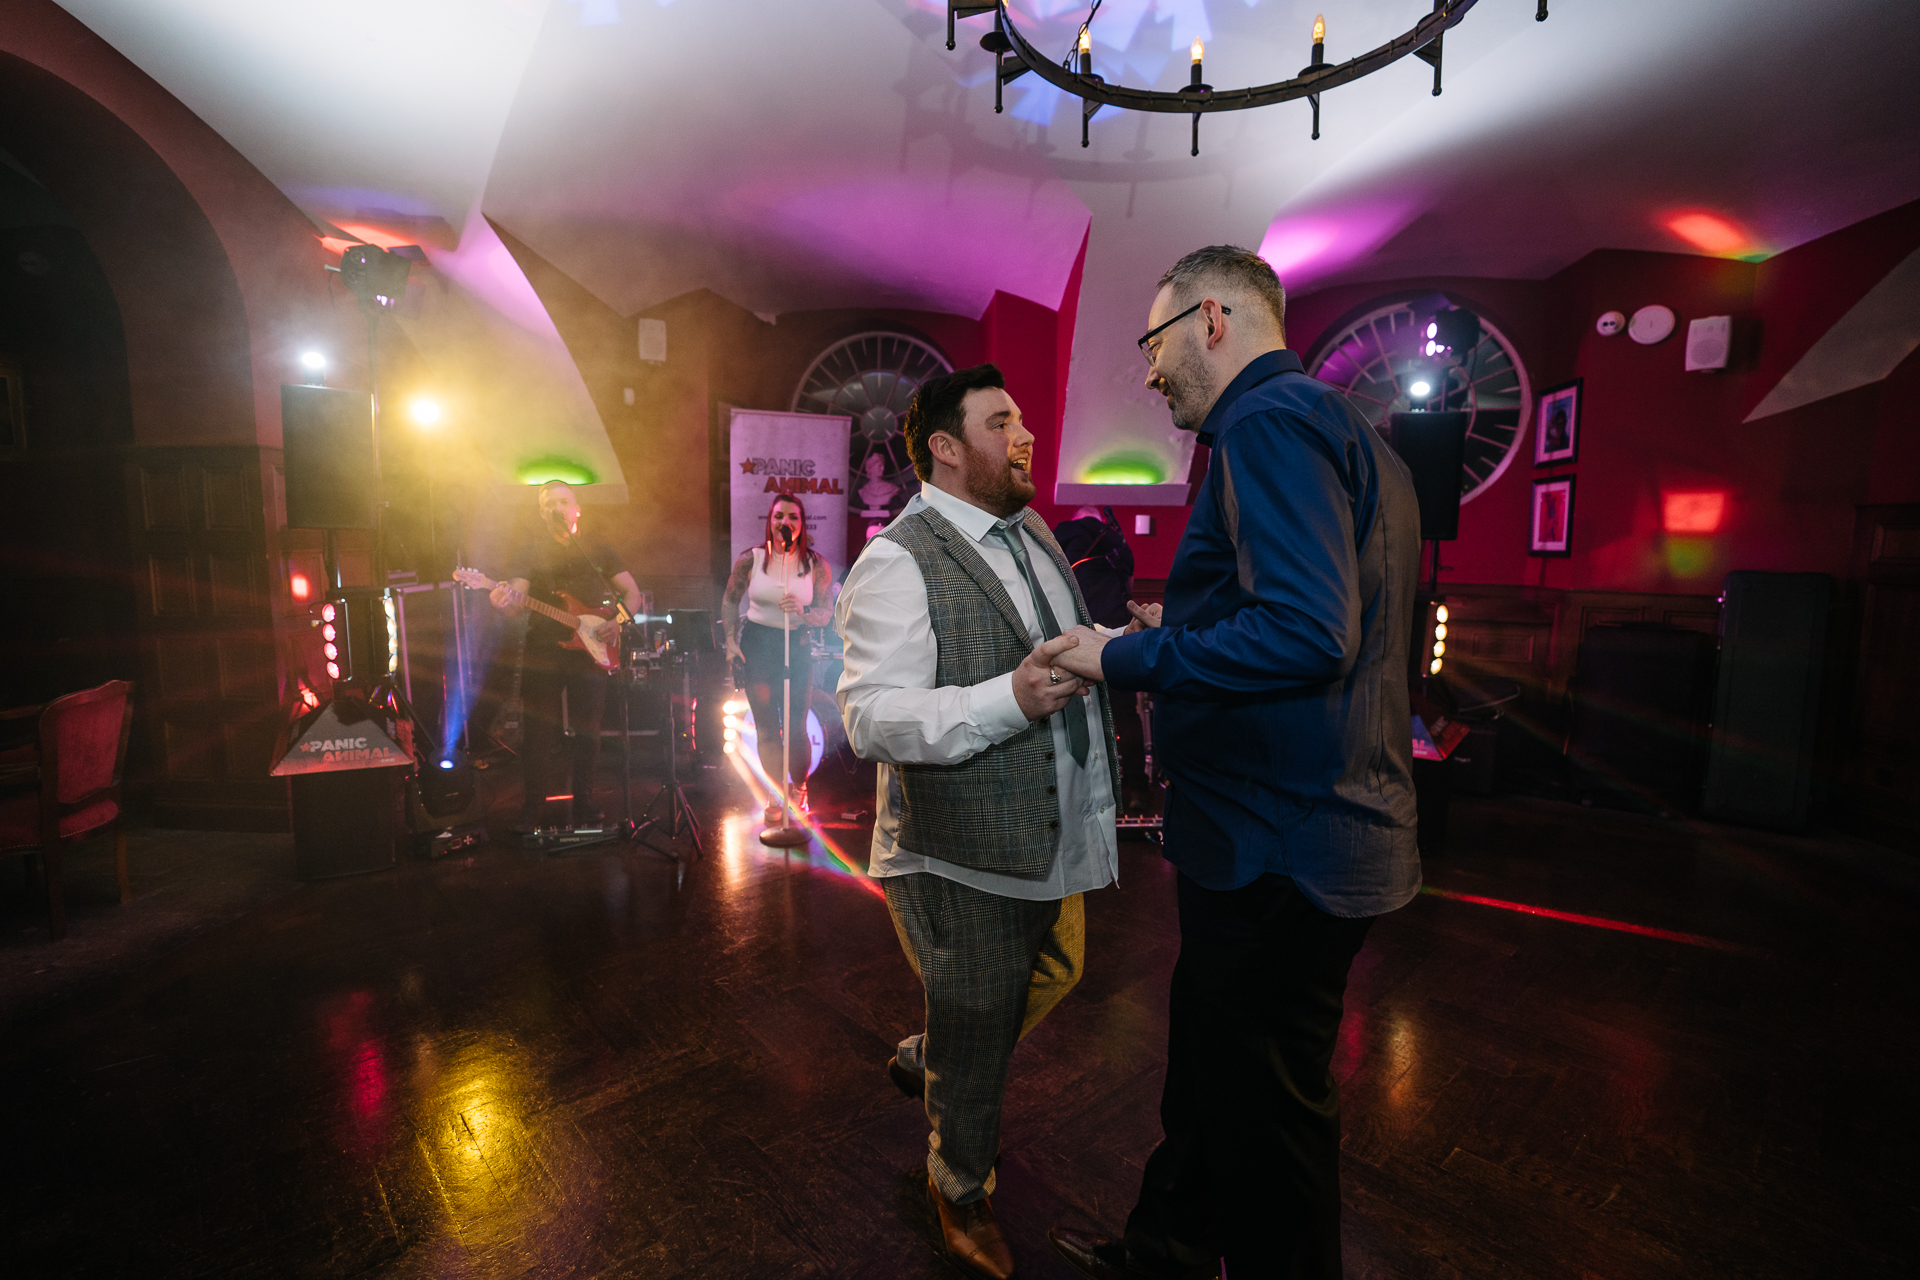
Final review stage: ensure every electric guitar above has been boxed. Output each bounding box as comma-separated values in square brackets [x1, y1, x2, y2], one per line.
[453, 567, 621, 671]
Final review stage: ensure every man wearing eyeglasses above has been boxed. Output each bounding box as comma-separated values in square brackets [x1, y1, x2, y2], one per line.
[1047, 246, 1422, 1280]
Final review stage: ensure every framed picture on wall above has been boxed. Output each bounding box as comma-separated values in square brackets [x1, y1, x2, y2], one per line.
[1534, 378, 1581, 466]
[1530, 476, 1576, 557]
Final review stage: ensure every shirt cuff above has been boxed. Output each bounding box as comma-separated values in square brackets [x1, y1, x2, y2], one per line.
[974, 671, 1030, 742]
[1101, 630, 1155, 691]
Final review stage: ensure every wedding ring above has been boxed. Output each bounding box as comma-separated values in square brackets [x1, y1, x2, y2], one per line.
[1048, 668, 1061, 684]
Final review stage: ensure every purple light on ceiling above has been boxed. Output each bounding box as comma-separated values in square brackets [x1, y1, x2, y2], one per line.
[1257, 200, 1419, 289]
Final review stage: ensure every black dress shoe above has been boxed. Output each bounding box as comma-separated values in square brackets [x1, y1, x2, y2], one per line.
[1048, 1229, 1216, 1280]
[887, 1054, 925, 1100]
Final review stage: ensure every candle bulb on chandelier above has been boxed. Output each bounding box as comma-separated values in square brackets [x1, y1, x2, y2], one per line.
[1190, 37, 1204, 84]
[1078, 27, 1091, 75]
[1312, 14, 1326, 65]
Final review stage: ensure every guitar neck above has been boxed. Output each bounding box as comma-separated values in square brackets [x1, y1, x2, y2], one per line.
[509, 589, 579, 629]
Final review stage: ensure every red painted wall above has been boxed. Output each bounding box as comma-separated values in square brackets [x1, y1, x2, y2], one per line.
[1267, 199, 1920, 594]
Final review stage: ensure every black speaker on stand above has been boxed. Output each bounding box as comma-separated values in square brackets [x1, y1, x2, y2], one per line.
[1388, 412, 1470, 852]
[283, 386, 376, 530]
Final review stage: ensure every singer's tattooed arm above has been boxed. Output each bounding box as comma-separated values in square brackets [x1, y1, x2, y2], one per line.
[721, 550, 755, 660]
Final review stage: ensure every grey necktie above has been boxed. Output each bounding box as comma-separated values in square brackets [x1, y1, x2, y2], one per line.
[991, 521, 1090, 766]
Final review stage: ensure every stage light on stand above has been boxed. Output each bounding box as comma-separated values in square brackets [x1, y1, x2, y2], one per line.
[327, 661, 341, 680]
[321, 603, 336, 623]
[291, 572, 312, 602]
[299, 351, 327, 385]
[1436, 605, 1449, 623]
[1409, 380, 1432, 399]
[409, 398, 442, 427]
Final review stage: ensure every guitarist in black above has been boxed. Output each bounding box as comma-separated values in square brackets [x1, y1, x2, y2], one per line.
[490, 480, 642, 830]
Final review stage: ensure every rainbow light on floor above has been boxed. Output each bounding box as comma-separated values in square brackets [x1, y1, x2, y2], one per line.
[1420, 886, 1758, 954]
[726, 718, 883, 899]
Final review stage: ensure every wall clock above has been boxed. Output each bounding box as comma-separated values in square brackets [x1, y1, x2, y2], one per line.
[791, 331, 951, 512]
[1306, 297, 1532, 504]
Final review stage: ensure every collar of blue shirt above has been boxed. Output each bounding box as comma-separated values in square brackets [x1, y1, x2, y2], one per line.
[1193, 348, 1305, 447]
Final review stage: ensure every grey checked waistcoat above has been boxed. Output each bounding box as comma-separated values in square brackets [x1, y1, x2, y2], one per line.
[877, 505, 1120, 876]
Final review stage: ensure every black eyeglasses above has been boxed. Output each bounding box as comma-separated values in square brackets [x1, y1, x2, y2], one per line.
[1138, 301, 1229, 363]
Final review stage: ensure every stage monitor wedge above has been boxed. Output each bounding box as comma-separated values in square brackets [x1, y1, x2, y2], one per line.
[283, 384, 375, 529]
[1386, 411, 1468, 541]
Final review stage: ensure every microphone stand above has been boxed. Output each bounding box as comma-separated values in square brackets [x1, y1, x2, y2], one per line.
[760, 528, 810, 849]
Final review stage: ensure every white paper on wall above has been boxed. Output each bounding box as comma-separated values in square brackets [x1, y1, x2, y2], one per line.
[727, 408, 853, 583]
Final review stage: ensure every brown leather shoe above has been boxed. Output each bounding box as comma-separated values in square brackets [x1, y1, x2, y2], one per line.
[928, 1176, 1015, 1279]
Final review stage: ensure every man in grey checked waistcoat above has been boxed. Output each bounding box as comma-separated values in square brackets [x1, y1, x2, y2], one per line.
[835, 363, 1122, 1280]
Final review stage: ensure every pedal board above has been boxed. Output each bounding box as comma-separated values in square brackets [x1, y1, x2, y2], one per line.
[519, 824, 623, 853]
[426, 823, 488, 860]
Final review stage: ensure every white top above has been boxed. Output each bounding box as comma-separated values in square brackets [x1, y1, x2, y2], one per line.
[834, 483, 1118, 901]
[744, 546, 814, 631]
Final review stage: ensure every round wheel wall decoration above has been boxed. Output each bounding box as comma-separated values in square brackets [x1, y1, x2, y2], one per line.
[791, 331, 952, 520]
[1306, 298, 1532, 504]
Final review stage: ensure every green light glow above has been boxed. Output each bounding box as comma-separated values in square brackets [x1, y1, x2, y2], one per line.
[1081, 450, 1167, 486]
[1664, 536, 1714, 577]
[516, 456, 597, 486]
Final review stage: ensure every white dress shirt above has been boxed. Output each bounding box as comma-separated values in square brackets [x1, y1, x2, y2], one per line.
[834, 482, 1118, 901]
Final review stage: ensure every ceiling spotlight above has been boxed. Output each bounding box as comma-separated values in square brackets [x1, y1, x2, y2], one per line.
[410, 398, 442, 426]
[1409, 380, 1433, 399]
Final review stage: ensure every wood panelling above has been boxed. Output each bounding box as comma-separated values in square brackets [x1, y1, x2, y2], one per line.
[154, 635, 211, 701]
[1873, 524, 1920, 565]
[1438, 584, 1722, 700]
[201, 467, 250, 531]
[147, 553, 196, 616]
[1846, 505, 1920, 850]
[215, 636, 274, 702]
[206, 553, 258, 616]
[124, 448, 289, 829]
[139, 465, 188, 531]
[161, 715, 223, 779]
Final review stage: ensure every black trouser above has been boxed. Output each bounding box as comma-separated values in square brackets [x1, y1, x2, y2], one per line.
[519, 643, 608, 819]
[1125, 871, 1374, 1280]
[741, 620, 811, 789]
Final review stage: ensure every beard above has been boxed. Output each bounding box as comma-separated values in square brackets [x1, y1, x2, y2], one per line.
[960, 435, 1035, 518]
[1158, 342, 1216, 433]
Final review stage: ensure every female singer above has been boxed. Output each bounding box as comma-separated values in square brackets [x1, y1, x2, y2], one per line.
[722, 492, 833, 823]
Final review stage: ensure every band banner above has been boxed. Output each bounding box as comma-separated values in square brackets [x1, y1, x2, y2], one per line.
[728, 408, 852, 581]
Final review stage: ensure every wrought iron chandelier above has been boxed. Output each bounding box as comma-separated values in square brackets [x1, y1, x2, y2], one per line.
[947, 1, 1551, 156]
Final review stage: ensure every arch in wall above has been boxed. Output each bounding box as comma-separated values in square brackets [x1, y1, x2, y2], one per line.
[0, 52, 255, 446]
[0, 9, 355, 827]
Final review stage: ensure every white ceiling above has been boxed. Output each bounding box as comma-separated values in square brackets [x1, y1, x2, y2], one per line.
[50, 0, 1920, 485]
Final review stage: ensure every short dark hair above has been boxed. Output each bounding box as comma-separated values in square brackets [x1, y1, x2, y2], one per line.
[1157, 244, 1286, 339]
[900, 363, 1005, 482]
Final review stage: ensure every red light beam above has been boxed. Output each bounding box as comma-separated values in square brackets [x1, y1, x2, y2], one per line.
[1421, 885, 1760, 954]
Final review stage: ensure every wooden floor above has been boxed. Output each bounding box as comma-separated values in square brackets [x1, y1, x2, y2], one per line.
[1, 734, 1914, 1278]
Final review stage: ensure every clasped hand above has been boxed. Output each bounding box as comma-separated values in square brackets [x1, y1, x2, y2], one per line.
[1049, 598, 1160, 683]
[1012, 634, 1090, 721]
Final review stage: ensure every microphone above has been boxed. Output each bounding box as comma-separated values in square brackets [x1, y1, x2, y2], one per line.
[779, 527, 794, 552]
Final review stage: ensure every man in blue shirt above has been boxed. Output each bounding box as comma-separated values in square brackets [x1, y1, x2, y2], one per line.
[1048, 246, 1422, 1280]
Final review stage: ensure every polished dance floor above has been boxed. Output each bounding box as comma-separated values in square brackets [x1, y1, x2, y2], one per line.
[1, 732, 1914, 1278]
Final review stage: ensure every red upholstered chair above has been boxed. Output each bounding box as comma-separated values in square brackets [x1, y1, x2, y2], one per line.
[0, 681, 135, 941]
